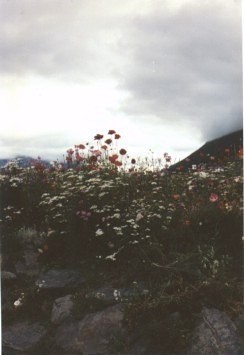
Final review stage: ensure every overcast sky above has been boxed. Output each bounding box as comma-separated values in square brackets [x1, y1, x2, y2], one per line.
[0, 0, 242, 161]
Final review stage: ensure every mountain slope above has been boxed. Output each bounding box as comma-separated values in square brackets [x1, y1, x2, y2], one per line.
[170, 129, 243, 170]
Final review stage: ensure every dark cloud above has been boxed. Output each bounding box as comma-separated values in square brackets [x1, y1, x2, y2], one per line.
[0, 0, 242, 149]
[116, 1, 242, 140]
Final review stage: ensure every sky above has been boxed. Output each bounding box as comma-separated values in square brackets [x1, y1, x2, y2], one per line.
[0, 0, 242, 161]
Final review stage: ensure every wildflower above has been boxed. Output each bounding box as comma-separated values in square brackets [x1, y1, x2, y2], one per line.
[209, 193, 218, 202]
[131, 158, 136, 164]
[77, 144, 86, 149]
[105, 139, 112, 145]
[136, 212, 144, 222]
[90, 155, 98, 163]
[114, 160, 122, 167]
[101, 145, 108, 150]
[43, 244, 49, 252]
[113, 289, 121, 300]
[94, 134, 104, 140]
[14, 298, 23, 308]
[172, 194, 180, 200]
[108, 130, 116, 135]
[109, 154, 118, 163]
[95, 228, 104, 236]
[119, 148, 127, 155]
[105, 254, 117, 261]
[114, 134, 121, 139]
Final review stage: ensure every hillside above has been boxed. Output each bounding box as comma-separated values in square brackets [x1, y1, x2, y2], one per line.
[170, 129, 243, 170]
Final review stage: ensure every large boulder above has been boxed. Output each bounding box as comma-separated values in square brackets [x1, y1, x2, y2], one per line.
[15, 249, 40, 277]
[36, 269, 85, 289]
[188, 307, 242, 355]
[85, 282, 149, 306]
[1, 271, 17, 281]
[2, 321, 47, 352]
[55, 304, 124, 354]
[51, 294, 74, 325]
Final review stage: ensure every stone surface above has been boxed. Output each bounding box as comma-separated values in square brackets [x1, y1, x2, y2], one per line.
[55, 304, 124, 354]
[1, 271, 17, 281]
[15, 250, 40, 277]
[188, 307, 242, 355]
[2, 321, 47, 352]
[36, 268, 85, 289]
[51, 294, 74, 325]
[86, 283, 149, 305]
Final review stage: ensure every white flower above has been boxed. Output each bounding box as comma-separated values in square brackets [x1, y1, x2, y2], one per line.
[136, 213, 144, 222]
[95, 228, 104, 236]
[113, 213, 121, 219]
[105, 254, 117, 261]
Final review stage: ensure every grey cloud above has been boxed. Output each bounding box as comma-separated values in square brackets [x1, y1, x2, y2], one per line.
[115, 1, 242, 140]
[1, 0, 242, 145]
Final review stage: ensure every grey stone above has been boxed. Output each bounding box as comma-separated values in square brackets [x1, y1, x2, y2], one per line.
[1, 271, 17, 281]
[51, 294, 74, 325]
[36, 269, 85, 289]
[188, 307, 242, 355]
[15, 250, 40, 277]
[2, 321, 47, 352]
[55, 304, 124, 354]
[86, 283, 149, 305]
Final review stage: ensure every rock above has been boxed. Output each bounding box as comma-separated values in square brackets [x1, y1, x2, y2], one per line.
[51, 294, 74, 325]
[188, 307, 242, 355]
[86, 283, 149, 305]
[55, 304, 124, 354]
[15, 250, 40, 277]
[36, 269, 85, 289]
[2, 321, 47, 352]
[1, 271, 17, 281]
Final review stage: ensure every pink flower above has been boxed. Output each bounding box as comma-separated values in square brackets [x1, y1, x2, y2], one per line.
[209, 193, 218, 202]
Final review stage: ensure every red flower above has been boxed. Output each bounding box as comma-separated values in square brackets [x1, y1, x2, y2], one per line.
[209, 193, 218, 202]
[238, 148, 243, 157]
[67, 149, 74, 155]
[131, 158, 136, 164]
[76, 144, 86, 149]
[119, 148, 127, 155]
[90, 155, 98, 163]
[115, 134, 121, 139]
[101, 145, 108, 150]
[109, 154, 118, 163]
[105, 139, 112, 145]
[94, 134, 104, 140]
[43, 244, 49, 252]
[75, 153, 84, 162]
[108, 130, 116, 135]
[114, 160, 122, 166]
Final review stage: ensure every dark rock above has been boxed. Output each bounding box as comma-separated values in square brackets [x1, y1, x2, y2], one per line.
[55, 304, 124, 354]
[15, 250, 40, 277]
[51, 294, 74, 325]
[1, 271, 17, 281]
[188, 307, 242, 355]
[85, 283, 149, 305]
[2, 321, 47, 352]
[36, 269, 85, 289]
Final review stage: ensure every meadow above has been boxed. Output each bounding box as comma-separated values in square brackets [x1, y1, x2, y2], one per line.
[1, 130, 243, 353]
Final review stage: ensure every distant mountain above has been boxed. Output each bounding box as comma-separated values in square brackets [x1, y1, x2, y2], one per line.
[0, 156, 50, 169]
[170, 129, 243, 170]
